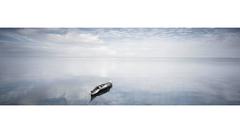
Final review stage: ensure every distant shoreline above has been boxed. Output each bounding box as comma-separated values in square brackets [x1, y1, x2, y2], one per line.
[1, 56, 240, 62]
[1, 56, 240, 59]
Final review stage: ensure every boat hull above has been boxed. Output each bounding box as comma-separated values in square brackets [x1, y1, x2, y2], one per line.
[90, 82, 112, 97]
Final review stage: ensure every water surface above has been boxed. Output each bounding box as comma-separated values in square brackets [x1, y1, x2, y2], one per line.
[1, 57, 240, 105]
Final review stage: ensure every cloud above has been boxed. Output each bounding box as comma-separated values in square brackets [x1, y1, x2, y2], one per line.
[15, 28, 104, 45]
[0, 28, 240, 58]
[46, 32, 103, 45]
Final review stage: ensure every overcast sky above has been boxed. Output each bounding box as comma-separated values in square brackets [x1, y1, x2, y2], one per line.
[0, 28, 240, 58]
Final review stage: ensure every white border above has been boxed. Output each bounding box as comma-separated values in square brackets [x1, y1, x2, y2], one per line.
[1, 0, 240, 133]
[0, 106, 240, 133]
[0, 0, 240, 27]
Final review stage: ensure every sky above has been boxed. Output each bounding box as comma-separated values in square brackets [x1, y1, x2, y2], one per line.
[0, 28, 240, 58]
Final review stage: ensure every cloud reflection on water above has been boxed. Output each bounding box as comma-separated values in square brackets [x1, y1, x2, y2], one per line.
[0, 57, 240, 105]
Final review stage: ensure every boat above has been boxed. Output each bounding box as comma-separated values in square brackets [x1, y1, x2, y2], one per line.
[90, 81, 112, 96]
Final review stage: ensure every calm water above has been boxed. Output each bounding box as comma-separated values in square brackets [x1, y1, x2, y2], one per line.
[0, 57, 240, 105]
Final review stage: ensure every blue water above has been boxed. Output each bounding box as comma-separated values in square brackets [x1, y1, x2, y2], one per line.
[0, 57, 240, 105]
